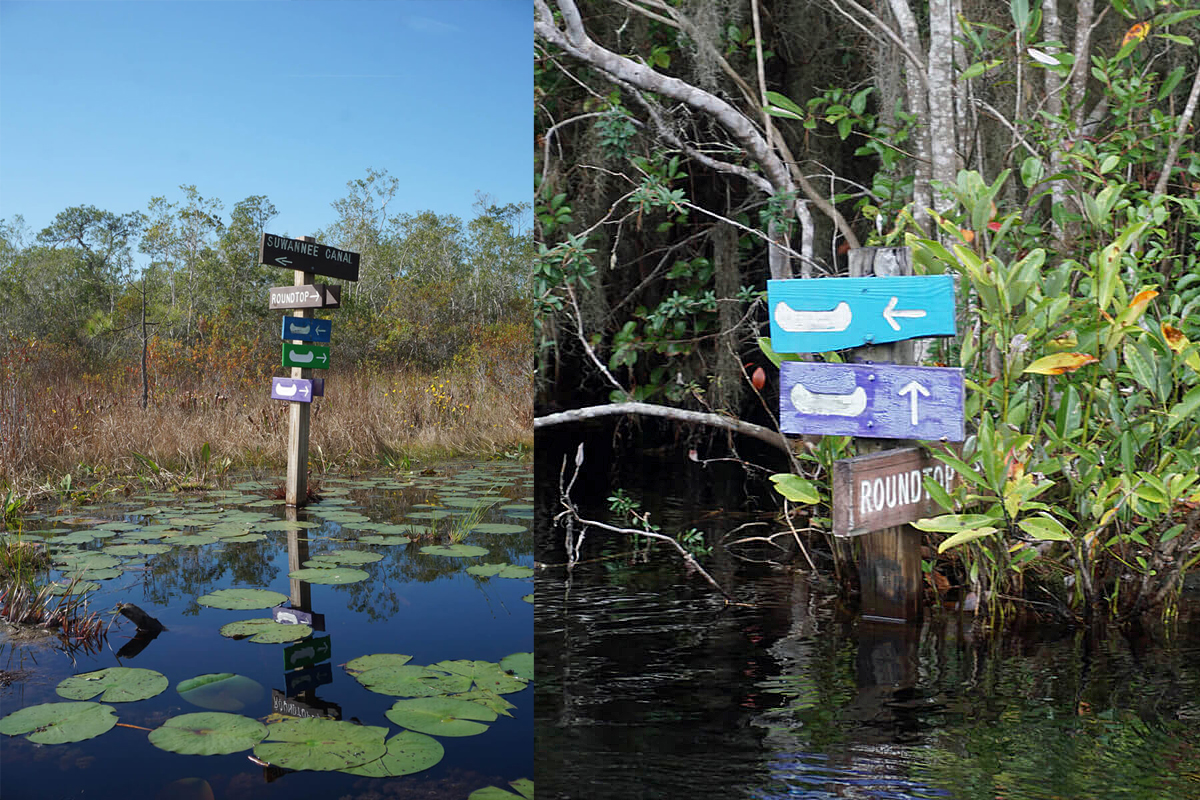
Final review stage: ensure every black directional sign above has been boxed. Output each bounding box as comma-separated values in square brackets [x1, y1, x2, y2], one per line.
[260, 233, 360, 282]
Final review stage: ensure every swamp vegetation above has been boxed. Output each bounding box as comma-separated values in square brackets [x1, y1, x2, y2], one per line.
[535, 0, 1200, 622]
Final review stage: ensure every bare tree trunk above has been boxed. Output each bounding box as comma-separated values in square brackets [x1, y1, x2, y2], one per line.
[926, 0, 959, 211]
[885, 0, 933, 232]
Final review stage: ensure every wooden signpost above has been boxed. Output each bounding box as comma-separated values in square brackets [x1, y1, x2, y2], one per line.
[770, 247, 963, 623]
[264, 234, 359, 507]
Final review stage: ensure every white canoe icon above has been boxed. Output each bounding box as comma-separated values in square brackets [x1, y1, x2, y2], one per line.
[289, 322, 311, 335]
[289, 350, 315, 363]
[276, 382, 298, 397]
[774, 300, 852, 332]
[791, 382, 867, 416]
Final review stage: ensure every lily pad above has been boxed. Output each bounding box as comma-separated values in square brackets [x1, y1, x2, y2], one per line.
[345, 653, 413, 675]
[340, 730, 444, 777]
[385, 697, 497, 737]
[287, 567, 369, 585]
[469, 522, 529, 535]
[359, 535, 411, 546]
[466, 563, 534, 579]
[74, 567, 125, 581]
[177, 673, 265, 712]
[57, 668, 168, 703]
[355, 665, 473, 697]
[522, 594, 533, 604]
[220, 619, 312, 643]
[469, 780, 535, 800]
[420, 545, 489, 558]
[0, 701, 118, 744]
[148, 712, 268, 755]
[104, 543, 171, 556]
[374, 523, 430, 535]
[431, 660, 529, 694]
[253, 717, 387, 771]
[500, 652, 533, 682]
[47, 580, 101, 596]
[198, 588, 289, 610]
[308, 550, 383, 566]
[167, 534, 217, 546]
[407, 510, 453, 520]
[452, 689, 517, 717]
[53, 531, 99, 545]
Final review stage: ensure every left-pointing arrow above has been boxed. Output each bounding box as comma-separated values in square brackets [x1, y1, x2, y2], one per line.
[276, 257, 291, 267]
[882, 296, 927, 331]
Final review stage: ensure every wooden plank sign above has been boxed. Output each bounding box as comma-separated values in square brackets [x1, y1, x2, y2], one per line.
[283, 635, 332, 671]
[282, 343, 330, 369]
[768, 275, 955, 352]
[832, 447, 959, 537]
[272, 377, 314, 403]
[260, 233, 360, 282]
[271, 689, 341, 720]
[269, 284, 341, 310]
[281, 316, 331, 343]
[780, 361, 964, 441]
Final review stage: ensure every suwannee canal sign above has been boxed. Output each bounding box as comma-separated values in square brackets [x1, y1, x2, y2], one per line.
[260, 233, 360, 282]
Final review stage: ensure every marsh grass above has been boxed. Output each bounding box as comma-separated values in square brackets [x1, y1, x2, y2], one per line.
[0, 339, 532, 499]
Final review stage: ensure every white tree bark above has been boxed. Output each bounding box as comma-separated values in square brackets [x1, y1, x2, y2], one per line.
[884, 0, 933, 232]
[926, 0, 959, 210]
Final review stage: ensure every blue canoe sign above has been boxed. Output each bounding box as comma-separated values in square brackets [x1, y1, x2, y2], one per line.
[780, 361, 965, 441]
[271, 377, 313, 404]
[768, 275, 956, 352]
[281, 316, 332, 343]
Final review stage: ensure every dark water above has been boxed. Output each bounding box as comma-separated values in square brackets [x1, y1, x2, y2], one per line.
[1, 461, 533, 800]
[534, 439, 1200, 800]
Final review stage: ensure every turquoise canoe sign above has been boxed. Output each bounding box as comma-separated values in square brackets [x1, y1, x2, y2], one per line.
[282, 343, 330, 369]
[768, 275, 956, 353]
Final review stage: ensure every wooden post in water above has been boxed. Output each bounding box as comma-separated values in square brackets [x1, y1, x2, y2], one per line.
[285, 238, 315, 507]
[285, 507, 312, 612]
[847, 247, 923, 623]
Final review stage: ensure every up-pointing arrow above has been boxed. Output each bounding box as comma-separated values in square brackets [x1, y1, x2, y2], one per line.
[898, 381, 930, 425]
[882, 296, 927, 331]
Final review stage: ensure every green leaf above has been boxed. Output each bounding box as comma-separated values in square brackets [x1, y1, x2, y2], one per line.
[769, 473, 820, 504]
[197, 588, 289, 610]
[431, 659, 530, 695]
[420, 544, 489, 558]
[219, 618, 312, 644]
[962, 59, 1003, 80]
[470, 781, 535, 800]
[176, 673, 265, 712]
[386, 697, 498, 737]
[1166, 386, 1200, 430]
[764, 90, 805, 118]
[937, 527, 999, 553]
[354, 665, 473, 697]
[341, 730, 445, 777]
[913, 514, 998, 532]
[148, 712, 268, 756]
[286, 567, 370, 584]
[0, 702, 118, 744]
[500, 652, 533, 682]
[56, 668, 168, 703]
[345, 653, 414, 675]
[1017, 514, 1072, 541]
[757, 336, 799, 369]
[253, 718, 388, 771]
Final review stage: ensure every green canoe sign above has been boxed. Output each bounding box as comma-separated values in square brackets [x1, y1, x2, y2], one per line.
[282, 343, 331, 370]
[284, 635, 332, 671]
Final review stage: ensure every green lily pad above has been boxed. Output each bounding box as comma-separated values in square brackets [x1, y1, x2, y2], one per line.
[198, 588, 289, 610]
[55, 552, 121, 570]
[53, 531, 99, 545]
[500, 652, 533, 682]
[420, 545, 489, 558]
[312, 510, 371, 524]
[469, 780, 535, 800]
[431, 660, 529, 694]
[452, 689, 517, 717]
[355, 665, 473, 697]
[93, 521, 139, 532]
[359, 535, 412, 546]
[340, 730, 444, 777]
[253, 717, 387, 771]
[466, 563, 534, 579]
[308, 550, 383, 566]
[103, 543, 171, 556]
[407, 510, 453, 520]
[74, 567, 124, 581]
[167, 534, 217, 546]
[0, 701, 118, 744]
[345, 653, 413, 675]
[374, 523, 430, 535]
[177, 673, 265, 712]
[220, 619, 312, 643]
[148, 712, 268, 755]
[287, 567, 369, 585]
[221, 532, 269, 543]
[522, 594, 533, 604]
[469, 522, 529, 535]
[385, 697, 497, 737]
[57, 668, 168, 703]
[47, 580, 101, 596]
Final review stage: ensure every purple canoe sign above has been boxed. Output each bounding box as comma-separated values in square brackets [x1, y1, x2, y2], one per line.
[780, 361, 964, 441]
[271, 377, 313, 403]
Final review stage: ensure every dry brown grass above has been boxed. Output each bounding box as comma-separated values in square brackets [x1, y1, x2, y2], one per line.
[0, 340, 532, 493]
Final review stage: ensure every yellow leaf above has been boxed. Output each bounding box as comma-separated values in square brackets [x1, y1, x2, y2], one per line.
[1024, 352, 1100, 375]
[1162, 322, 1200, 371]
[1122, 21, 1150, 47]
[1048, 331, 1078, 350]
[1123, 288, 1158, 322]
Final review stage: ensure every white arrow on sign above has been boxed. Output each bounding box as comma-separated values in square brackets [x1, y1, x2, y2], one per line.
[898, 380, 930, 424]
[276, 256, 292, 267]
[774, 301, 852, 332]
[316, 353, 327, 364]
[882, 296, 927, 331]
[299, 384, 310, 398]
[791, 383, 867, 416]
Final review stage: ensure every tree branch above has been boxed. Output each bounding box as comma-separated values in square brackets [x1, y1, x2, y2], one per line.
[1154, 65, 1200, 198]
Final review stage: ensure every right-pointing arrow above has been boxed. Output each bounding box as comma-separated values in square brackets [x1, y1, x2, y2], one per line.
[882, 296, 927, 331]
[898, 380, 930, 425]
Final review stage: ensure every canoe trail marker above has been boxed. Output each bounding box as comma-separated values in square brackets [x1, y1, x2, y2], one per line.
[768, 247, 963, 623]
[263, 233, 359, 507]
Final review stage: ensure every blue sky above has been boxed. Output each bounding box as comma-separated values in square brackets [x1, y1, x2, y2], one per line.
[0, 0, 530, 257]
